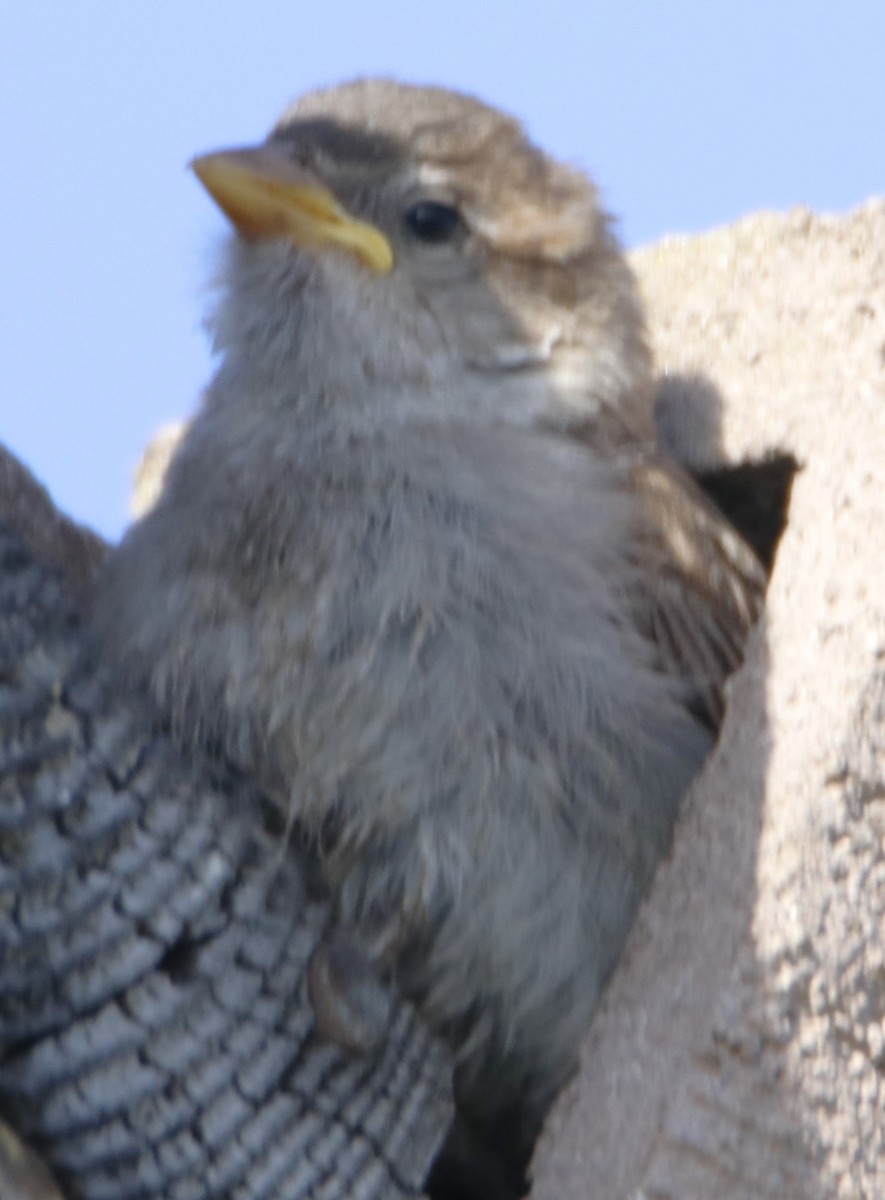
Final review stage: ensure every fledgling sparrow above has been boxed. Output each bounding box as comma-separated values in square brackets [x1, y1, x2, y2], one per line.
[93, 79, 763, 1191]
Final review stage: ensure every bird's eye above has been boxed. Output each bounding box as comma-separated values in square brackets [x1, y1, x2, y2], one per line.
[404, 201, 463, 244]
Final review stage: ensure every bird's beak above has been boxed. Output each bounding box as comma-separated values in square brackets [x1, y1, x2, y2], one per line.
[191, 144, 393, 274]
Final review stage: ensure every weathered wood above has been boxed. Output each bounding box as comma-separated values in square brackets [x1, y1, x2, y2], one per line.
[0, 461, 452, 1200]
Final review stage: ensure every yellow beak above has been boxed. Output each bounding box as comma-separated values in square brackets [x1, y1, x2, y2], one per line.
[191, 145, 393, 274]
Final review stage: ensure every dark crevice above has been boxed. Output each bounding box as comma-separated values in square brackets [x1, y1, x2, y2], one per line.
[155, 929, 216, 983]
[694, 452, 800, 573]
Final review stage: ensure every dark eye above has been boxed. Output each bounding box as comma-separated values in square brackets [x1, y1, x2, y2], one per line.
[404, 201, 463, 244]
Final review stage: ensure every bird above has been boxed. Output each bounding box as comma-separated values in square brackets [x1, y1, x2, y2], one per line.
[92, 79, 764, 1195]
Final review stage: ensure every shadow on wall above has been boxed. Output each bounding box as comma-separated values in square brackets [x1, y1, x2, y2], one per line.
[656, 372, 799, 571]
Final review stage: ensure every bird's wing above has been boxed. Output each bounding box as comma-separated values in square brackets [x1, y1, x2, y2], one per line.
[627, 456, 767, 727]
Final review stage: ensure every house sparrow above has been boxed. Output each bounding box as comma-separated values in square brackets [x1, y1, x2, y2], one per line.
[93, 79, 763, 1188]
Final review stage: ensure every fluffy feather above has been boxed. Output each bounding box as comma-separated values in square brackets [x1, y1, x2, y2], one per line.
[93, 80, 763, 1179]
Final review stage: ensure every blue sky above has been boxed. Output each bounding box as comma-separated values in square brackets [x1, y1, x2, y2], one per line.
[3, 3, 882, 540]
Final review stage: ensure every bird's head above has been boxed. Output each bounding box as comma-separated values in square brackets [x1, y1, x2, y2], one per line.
[195, 78, 653, 446]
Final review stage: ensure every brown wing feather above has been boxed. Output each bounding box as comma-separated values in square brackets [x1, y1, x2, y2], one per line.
[628, 457, 766, 727]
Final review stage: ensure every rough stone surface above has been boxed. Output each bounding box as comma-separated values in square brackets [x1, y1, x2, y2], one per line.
[532, 198, 885, 1199]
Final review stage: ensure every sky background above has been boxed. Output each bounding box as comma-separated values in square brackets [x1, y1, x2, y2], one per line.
[3, 2, 882, 541]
